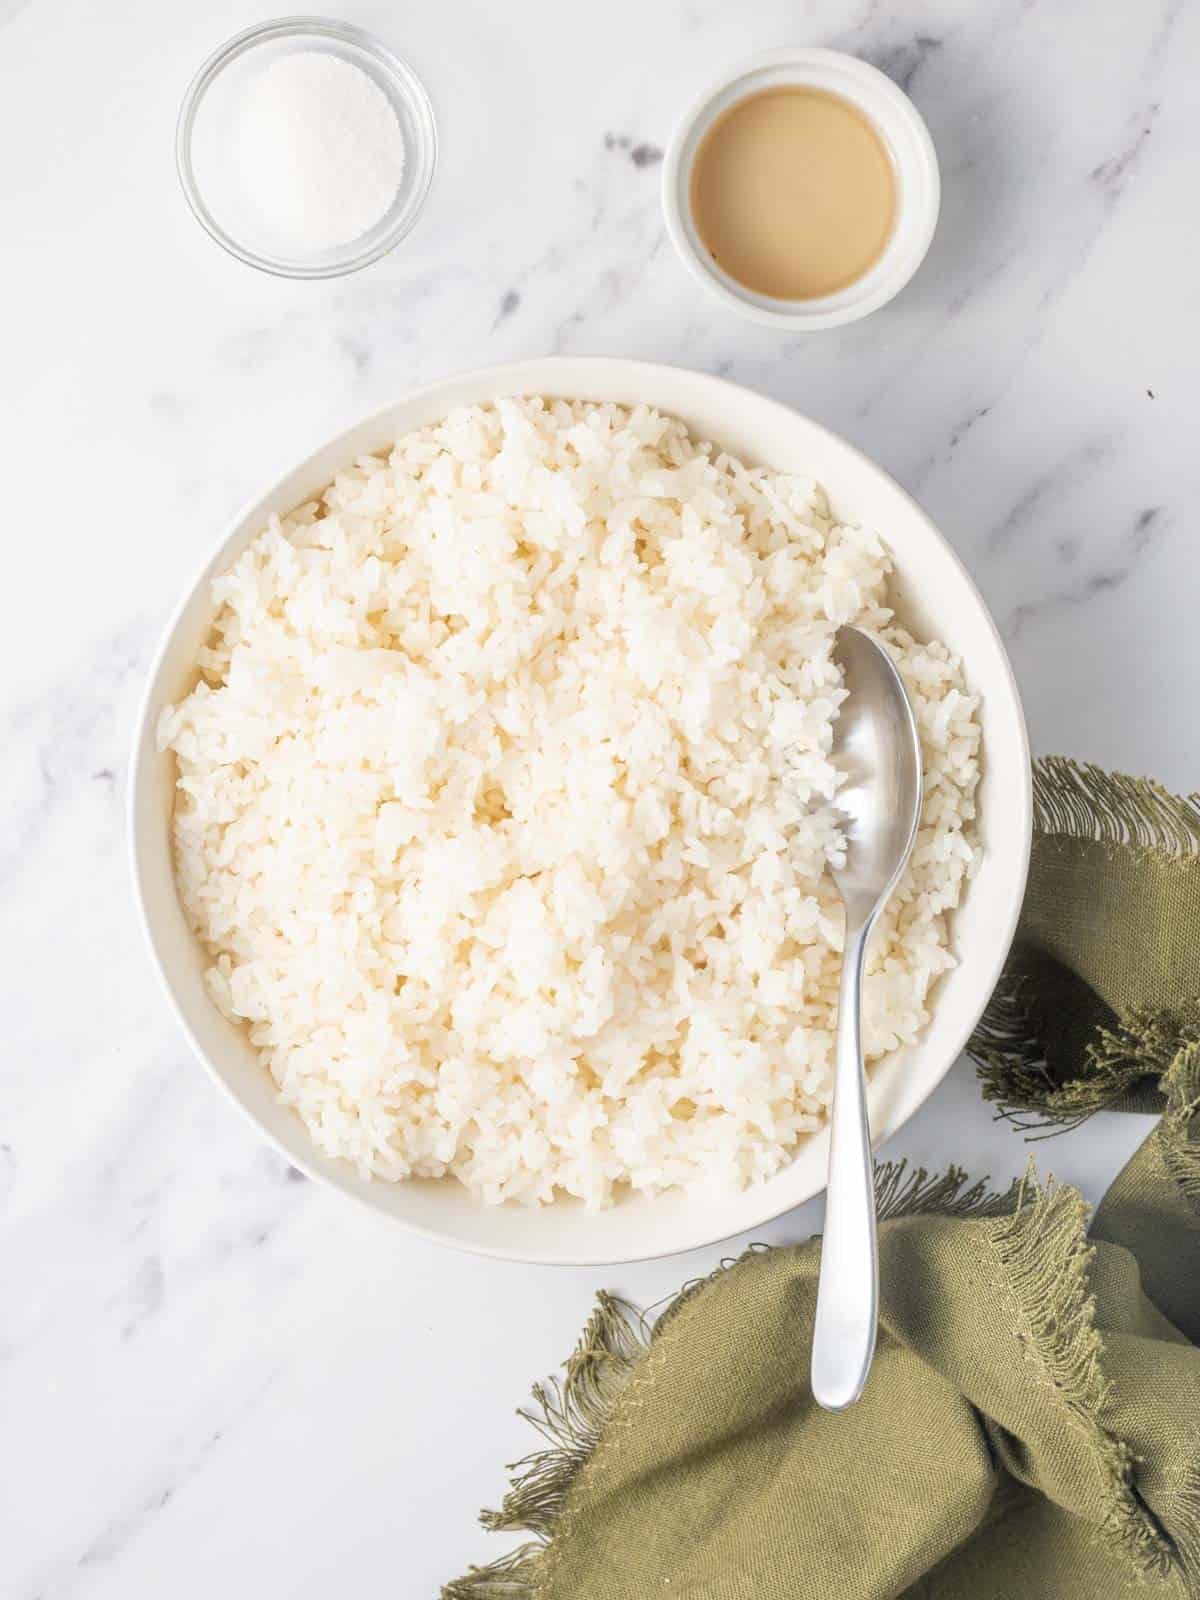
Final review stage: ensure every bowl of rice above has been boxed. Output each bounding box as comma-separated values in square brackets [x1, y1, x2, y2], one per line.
[131, 358, 1030, 1264]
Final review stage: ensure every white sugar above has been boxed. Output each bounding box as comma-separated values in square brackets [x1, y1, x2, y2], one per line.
[237, 51, 406, 254]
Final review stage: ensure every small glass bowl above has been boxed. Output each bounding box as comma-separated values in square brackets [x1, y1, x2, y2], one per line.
[176, 16, 437, 279]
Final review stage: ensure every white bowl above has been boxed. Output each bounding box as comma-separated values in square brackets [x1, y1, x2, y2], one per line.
[662, 48, 940, 330]
[131, 358, 1030, 1265]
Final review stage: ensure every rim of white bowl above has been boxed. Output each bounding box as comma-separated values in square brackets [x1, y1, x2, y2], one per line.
[662, 47, 941, 330]
[130, 357, 1030, 1265]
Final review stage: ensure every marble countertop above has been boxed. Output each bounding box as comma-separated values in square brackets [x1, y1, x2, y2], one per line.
[4, 0, 1196, 1592]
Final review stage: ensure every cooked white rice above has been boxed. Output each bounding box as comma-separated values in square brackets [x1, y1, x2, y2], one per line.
[159, 399, 980, 1207]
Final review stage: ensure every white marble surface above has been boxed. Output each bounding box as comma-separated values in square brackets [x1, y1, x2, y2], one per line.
[2, 0, 1196, 1592]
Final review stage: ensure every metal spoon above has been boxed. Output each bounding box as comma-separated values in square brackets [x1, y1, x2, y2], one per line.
[811, 625, 923, 1412]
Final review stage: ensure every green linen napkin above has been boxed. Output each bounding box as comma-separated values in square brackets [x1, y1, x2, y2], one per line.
[445, 759, 1200, 1600]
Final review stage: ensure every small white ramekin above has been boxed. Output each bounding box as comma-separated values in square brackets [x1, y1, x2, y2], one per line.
[662, 47, 940, 331]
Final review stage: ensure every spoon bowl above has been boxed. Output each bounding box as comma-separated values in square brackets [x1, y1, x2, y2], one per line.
[811, 626, 924, 1411]
[831, 628, 924, 922]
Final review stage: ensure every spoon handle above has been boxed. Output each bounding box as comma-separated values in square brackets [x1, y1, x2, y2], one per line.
[811, 918, 878, 1411]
